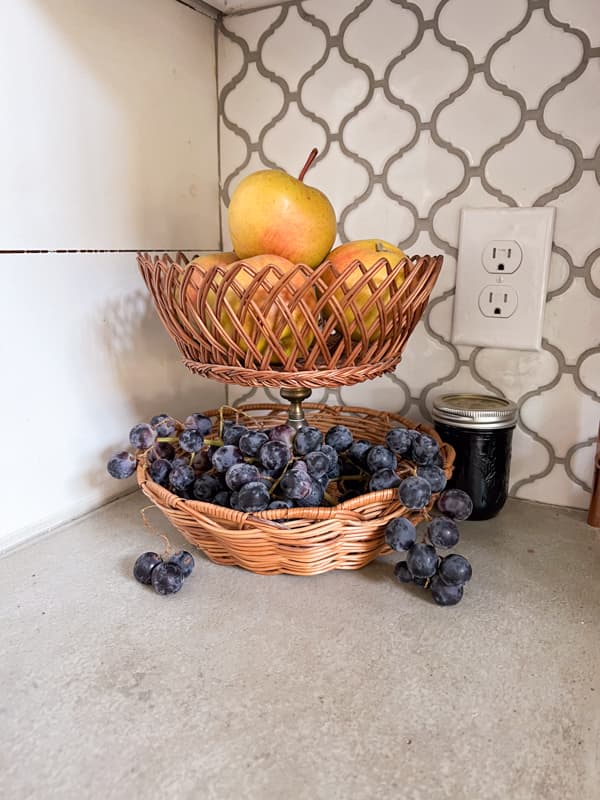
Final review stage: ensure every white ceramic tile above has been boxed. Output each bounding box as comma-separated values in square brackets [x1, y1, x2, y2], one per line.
[228, 384, 328, 407]
[0, 0, 219, 251]
[343, 0, 420, 79]
[474, 348, 559, 400]
[223, 6, 281, 51]
[553, 173, 600, 265]
[509, 426, 551, 491]
[490, 8, 583, 109]
[484, 121, 574, 205]
[569, 440, 597, 490]
[591, 255, 600, 292]
[219, 121, 249, 198]
[395, 322, 457, 395]
[301, 48, 370, 133]
[218, 29, 245, 89]
[547, 250, 571, 294]
[423, 365, 496, 414]
[515, 464, 590, 509]
[262, 102, 328, 173]
[438, 0, 527, 64]
[300, 0, 359, 35]
[223, 62, 285, 141]
[387, 132, 464, 216]
[415, 0, 442, 20]
[428, 294, 454, 341]
[340, 374, 408, 414]
[305, 142, 370, 228]
[520, 374, 599, 458]
[543, 278, 600, 365]
[544, 60, 600, 159]
[342, 88, 416, 174]
[549, 0, 600, 47]
[388, 29, 469, 123]
[261, 6, 327, 89]
[432, 177, 507, 248]
[436, 74, 521, 166]
[343, 184, 415, 244]
[408, 232, 457, 298]
[578, 352, 600, 397]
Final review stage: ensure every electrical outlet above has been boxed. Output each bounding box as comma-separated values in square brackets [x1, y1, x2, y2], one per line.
[451, 208, 555, 351]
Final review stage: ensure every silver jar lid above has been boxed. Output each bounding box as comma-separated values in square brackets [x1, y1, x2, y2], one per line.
[432, 393, 518, 430]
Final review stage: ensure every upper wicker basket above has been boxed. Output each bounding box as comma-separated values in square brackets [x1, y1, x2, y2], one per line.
[137, 251, 443, 389]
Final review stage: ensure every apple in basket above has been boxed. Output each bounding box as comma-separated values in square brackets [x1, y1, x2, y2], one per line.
[227, 149, 337, 268]
[320, 239, 407, 341]
[184, 251, 238, 308]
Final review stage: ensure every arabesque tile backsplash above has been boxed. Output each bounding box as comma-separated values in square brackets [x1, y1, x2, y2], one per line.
[217, 0, 600, 509]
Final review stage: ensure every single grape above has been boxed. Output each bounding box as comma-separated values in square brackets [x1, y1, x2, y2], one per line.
[184, 413, 212, 436]
[150, 441, 176, 462]
[437, 489, 473, 521]
[171, 457, 190, 470]
[211, 445, 243, 473]
[411, 434, 440, 466]
[406, 543, 438, 579]
[430, 574, 464, 606]
[169, 464, 196, 492]
[129, 423, 156, 451]
[168, 550, 194, 578]
[320, 444, 339, 472]
[417, 465, 447, 493]
[280, 469, 313, 500]
[179, 428, 204, 454]
[305, 450, 330, 479]
[432, 451, 444, 468]
[369, 468, 401, 492]
[151, 562, 184, 595]
[268, 424, 295, 448]
[107, 451, 136, 480]
[385, 427, 412, 455]
[259, 441, 291, 472]
[384, 517, 417, 551]
[191, 449, 212, 475]
[427, 516, 460, 549]
[393, 561, 413, 584]
[294, 460, 308, 473]
[150, 414, 177, 437]
[149, 458, 172, 486]
[225, 462, 261, 491]
[237, 481, 270, 512]
[239, 430, 269, 458]
[133, 552, 162, 585]
[398, 476, 432, 510]
[230, 491, 241, 510]
[213, 490, 231, 507]
[222, 423, 248, 446]
[325, 425, 353, 452]
[366, 446, 396, 473]
[192, 473, 221, 501]
[438, 554, 472, 585]
[268, 499, 294, 509]
[347, 440, 372, 467]
[296, 478, 325, 507]
[293, 426, 323, 456]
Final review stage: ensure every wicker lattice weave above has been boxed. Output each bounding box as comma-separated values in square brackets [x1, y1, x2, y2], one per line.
[138, 404, 455, 576]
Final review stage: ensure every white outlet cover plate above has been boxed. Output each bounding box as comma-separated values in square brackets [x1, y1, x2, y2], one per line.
[451, 207, 555, 351]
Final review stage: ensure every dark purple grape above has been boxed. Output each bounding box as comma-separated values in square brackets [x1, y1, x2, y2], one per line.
[347, 440, 372, 467]
[222, 423, 248, 446]
[239, 430, 269, 458]
[325, 425, 353, 452]
[366, 446, 396, 473]
[268, 499, 294, 509]
[168, 550, 194, 578]
[179, 428, 204, 454]
[150, 414, 177, 437]
[169, 464, 195, 492]
[296, 478, 325, 507]
[385, 426, 412, 455]
[129, 423, 156, 451]
[320, 444, 339, 471]
[393, 561, 413, 583]
[293, 426, 323, 455]
[412, 575, 429, 588]
[259, 441, 291, 472]
[305, 450, 330, 478]
[385, 517, 417, 551]
[398, 476, 432, 509]
[430, 574, 464, 606]
[230, 491, 241, 510]
[133, 552, 162, 584]
[211, 445, 243, 473]
[151, 562, 184, 595]
[369, 468, 401, 491]
[437, 489, 473, 521]
[406, 543, 438, 579]
[171, 457, 190, 470]
[317, 473, 330, 489]
[192, 474, 221, 501]
[280, 469, 313, 500]
[225, 462, 261, 491]
[191, 449, 212, 475]
[294, 460, 308, 473]
[237, 481, 270, 512]
[149, 458, 172, 485]
[327, 462, 341, 480]
[427, 516, 460, 549]
[213, 490, 231, 507]
[268, 424, 295, 448]
[107, 451, 136, 479]
[411, 433, 440, 466]
[150, 441, 176, 462]
[439, 554, 472, 585]
[417, 465, 447, 493]
[184, 413, 212, 436]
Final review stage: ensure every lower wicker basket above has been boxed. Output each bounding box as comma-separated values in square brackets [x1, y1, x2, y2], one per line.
[137, 403, 455, 576]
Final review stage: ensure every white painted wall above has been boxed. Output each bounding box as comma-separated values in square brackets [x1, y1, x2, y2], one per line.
[0, 0, 225, 550]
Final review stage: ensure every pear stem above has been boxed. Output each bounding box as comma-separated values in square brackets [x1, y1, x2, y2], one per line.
[298, 148, 318, 182]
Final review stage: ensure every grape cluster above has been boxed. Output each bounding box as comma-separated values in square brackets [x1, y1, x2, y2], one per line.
[387, 488, 473, 606]
[133, 549, 195, 596]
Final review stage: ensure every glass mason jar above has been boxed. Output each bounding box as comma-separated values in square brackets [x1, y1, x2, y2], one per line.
[432, 394, 519, 521]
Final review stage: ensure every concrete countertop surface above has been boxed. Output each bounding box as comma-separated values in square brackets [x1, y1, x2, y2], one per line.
[1, 493, 599, 800]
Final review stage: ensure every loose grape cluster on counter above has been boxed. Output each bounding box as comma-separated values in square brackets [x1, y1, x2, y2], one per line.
[107, 410, 473, 605]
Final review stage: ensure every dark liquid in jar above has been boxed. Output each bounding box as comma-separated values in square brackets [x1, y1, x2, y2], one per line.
[435, 422, 514, 520]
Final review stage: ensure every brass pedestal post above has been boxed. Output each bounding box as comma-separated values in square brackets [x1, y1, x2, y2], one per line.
[279, 387, 312, 429]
